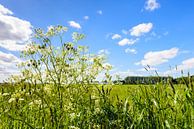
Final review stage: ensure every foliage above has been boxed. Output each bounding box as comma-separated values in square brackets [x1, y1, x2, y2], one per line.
[116, 75, 194, 85]
[123, 76, 171, 85]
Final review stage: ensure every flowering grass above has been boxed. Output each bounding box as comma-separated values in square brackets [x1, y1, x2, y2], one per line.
[0, 82, 193, 129]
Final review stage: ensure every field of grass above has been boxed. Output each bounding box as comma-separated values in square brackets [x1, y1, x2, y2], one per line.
[0, 26, 193, 129]
[0, 82, 193, 129]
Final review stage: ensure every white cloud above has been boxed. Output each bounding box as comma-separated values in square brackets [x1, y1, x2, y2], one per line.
[112, 69, 142, 79]
[0, 4, 32, 51]
[164, 57, 194, 76]
[97, 10, 103, 15]
[111, 34, 121, 40]
[125, 48, 137, 54]
[0, 4, 13, 15]
[98, 49, 110, 55]
[68, 21, 81, 29]
[130, 23, 153, 37]
[136, 48, 179, 66]
[145, 0, 160, 11]
[0, 40, 30, 51]
[0, 51, 20, 64]
[0, 51, 21, 82]
[176, 58, 194, 71]
[118, 38, 139, 46]
[84, 16, 89, 20]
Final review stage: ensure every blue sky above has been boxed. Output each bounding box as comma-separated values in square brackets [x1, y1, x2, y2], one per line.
[0, 0, 194, 81]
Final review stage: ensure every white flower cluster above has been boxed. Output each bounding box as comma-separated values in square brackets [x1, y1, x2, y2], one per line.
[2, 93, 10, 96]
[68, 126, 80, 129]
[102, 63, 112, 70]
[7, 92, 25, 103]
[29, 100, 42, 106]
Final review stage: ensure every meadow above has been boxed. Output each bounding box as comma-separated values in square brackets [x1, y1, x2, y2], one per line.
[0, 26, 193, 129]
[0, 83, 193, 128]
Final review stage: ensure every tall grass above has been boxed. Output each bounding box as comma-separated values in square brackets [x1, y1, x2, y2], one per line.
[0, 79, 193, 128]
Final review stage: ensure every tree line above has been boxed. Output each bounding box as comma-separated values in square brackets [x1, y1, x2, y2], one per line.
[113, 75, 194, 85]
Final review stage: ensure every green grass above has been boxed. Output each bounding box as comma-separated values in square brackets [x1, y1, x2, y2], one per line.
[109, 84, 187, 100]
[0, 82, 193, 129]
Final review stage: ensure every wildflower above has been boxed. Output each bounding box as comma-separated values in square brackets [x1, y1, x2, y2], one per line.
[102, 63, 112, 70]
[25, 44, 37, 55]
[77, 112, 81, 117]
[34, 100, 42, 105]
[69, 113, 76, 121]
[14, 93, 21, 98]
[44, 85, 51, 94]
[4, 109, 9, 113]
[93, 124, 100, 128]
[8, 98, 16, 103]
[29, 100, 42, 106]
[2, 93, 9, 96]
[29, 102, 34, 106]
[19, 98, 24, 101]
[68, 126, 80, 129]
[152, 99, 158, 108]
[94, 108, 101, 114]
[91, 95, 96, 99]
[47, 25, 54, 31]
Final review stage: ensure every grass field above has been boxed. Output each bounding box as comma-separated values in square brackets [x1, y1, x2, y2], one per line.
[0, 82, 193, 129]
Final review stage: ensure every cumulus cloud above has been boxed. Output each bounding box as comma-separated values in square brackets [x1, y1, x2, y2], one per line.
[125, 48, 137, 54]
[145, 0, 160, 11]
[98, 49, 110, 55]
[112, 69, 142, 79]
[0, 51, 20, 64]
[118, 38, 139, 46]
[0, 4, 13, 15]
[136, 48, 179, 66]
[112, 34, 121, 40]
[68, 21, 81, 29]
[0, 51, 21, 82]
[0, 4, 33, 51]
[176, 58, 194, 71]
[97, 10, 103, 15]
[164, 57, 194, 76]
[130, 23, 153, 37]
